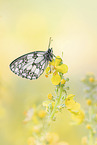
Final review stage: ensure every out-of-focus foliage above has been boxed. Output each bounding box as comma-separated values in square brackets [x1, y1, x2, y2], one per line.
[81, 73, 97, 145]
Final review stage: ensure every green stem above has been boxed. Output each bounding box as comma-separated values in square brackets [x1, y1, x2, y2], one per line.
[88, 106, 94, 145]
[50, 86, 63, 120]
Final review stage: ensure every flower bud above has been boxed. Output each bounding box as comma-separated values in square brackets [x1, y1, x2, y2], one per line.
[86, 99, 92, 106]
[89, 77, 95, 82]
[86, 124, 91, 130]
[48, 93, 53, 100]
[61, 79, 66, 84]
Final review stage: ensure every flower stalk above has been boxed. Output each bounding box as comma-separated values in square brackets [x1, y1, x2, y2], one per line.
[24, 55, 83, 145]
[50, 85, 63, 120]
[89, 106, 94, 145]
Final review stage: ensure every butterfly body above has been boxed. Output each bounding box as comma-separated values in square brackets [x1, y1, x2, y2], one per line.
[9, 48, 53, 80]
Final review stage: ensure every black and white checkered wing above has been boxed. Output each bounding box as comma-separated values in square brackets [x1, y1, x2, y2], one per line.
[9, 51, 49, 80]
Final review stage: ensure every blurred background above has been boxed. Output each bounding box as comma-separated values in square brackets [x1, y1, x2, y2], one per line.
[0, 0, 97, 145]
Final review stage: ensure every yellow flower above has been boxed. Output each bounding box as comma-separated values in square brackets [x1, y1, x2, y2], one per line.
[46, 67, 50, 74]
[86, 124, 91, 130]
[71, 110, 85, 124]
[45, 56, 68, 85]
[46, 132, 59, 144]
[28, 137, 35, 145]
[49, 56, 68, 74]
[48, 93, 53, 100]
[81, 136, 87, 145]
[38, 110, 46, 118]
[86, 99, 92, 105]
[49, 56, 62, 66]
[65, 95, 84, 124]
[45, 74, 48, 78]
[55, 56, 62, 66]
[65, 94, 80, 113]
[61, 79, 66, 84]
[56, 64, 68, 74]
[89, 77, 95, 82]
[49, 59, 55, 66]
[51, 72, 61, 85]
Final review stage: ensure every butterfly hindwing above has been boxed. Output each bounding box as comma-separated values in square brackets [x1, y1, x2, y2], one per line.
[10, 51, 48, 80]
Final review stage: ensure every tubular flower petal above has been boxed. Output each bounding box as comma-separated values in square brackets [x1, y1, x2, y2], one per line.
[56, 64, 68, 74]
[45, 74, 48, 78]
[86, 99, 92, 105]
[71, 110, 85, 124]
[49, 59, 55, 66]
[55, 56, 62, 66]
[86, 124, 91, 130]
[48, 93, 53, 100]
[61, 79, 66, 84]
[38, 110, 46, 118]
[89, 77, 95, 82]
[65, 94, 80, 112]
[66, 94, 75, 99]
[51, 72, 61, 85]
[46, 67, 50, 74]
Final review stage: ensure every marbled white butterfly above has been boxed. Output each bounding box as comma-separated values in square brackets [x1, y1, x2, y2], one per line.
[9, 38, 54, 80]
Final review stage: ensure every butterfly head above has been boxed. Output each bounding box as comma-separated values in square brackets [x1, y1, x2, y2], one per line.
[45, 48, 53, 62]
[48, 48, 53, 53]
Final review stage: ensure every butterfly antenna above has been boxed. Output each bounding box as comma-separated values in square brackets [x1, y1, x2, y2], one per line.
[48, 38, 61, 60]
[48, 37, 53, 49]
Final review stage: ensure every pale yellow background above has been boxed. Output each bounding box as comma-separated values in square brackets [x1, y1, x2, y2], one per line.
[0, 0, 97, 145]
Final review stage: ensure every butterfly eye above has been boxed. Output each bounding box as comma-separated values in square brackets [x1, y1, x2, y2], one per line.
[48, 48, 51, 53]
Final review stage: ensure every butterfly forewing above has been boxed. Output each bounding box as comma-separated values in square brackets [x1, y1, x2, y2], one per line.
[10, 51, 49, 80]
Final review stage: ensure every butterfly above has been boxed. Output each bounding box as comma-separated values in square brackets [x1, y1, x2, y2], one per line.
[9, 38, 54, 80]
